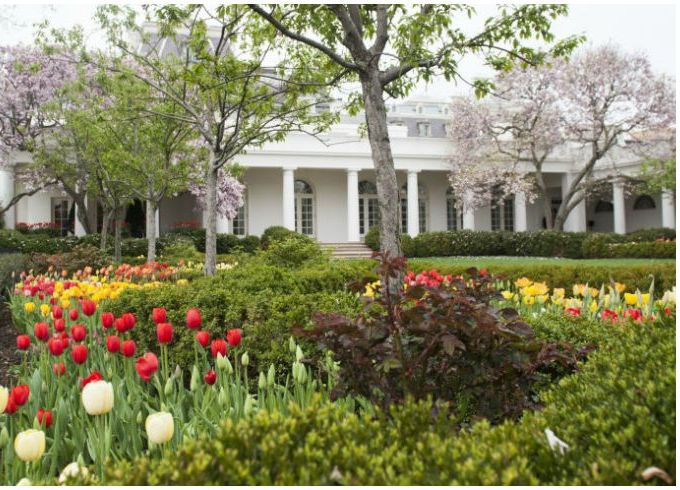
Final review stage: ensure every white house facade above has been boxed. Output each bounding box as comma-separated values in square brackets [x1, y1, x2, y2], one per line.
[0, 97, 675, 242]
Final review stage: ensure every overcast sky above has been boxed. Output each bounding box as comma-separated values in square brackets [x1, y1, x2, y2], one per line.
[1, 3, 676, 97]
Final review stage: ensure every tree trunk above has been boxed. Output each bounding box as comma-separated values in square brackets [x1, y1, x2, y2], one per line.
[360, 71, 401, 258]
[204, 159, 218, 276]
[114, 206, 123, 263]
[534, 169, 554, 229]
[100, 208, 113, 251]
[145, 200, 157, 263]
[74, 196, 92, 235]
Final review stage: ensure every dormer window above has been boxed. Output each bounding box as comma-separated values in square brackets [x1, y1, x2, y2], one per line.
[417, 122, 431, 137]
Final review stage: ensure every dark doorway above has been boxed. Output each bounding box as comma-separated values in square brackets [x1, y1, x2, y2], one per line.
[125, 200, 146, 238]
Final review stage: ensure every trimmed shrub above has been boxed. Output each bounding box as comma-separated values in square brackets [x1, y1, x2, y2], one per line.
[608, 240, 676, 259]
[581, 233, 629, 258]
[264, 235, 323, 267]
[238, 235, 261, 253]
[626, 227, 676, 242]
[24, 244, 111, 273]
[260, 226, 297, 249]
[364, 226, 380, 251]
[102, 317, 675, 485]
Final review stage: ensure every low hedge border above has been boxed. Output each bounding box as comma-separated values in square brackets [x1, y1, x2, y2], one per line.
[100, 315, 676, 485]
[365, 227, 676, 259]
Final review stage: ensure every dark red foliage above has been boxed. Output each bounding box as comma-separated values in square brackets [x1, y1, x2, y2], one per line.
[295, 252, 590, 422]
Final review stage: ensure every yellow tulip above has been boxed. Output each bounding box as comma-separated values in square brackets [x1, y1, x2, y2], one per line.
[624, 293, 638, 305]
[515, 277, 532, 288]
[0, 386, 8, 413]
[640, 293, 650, 305]
[537, 294, 549, 304]
[552, 288, 565, 298]
[523, 296, 535, 305]
[23, 302, 36, 314]
[589, 300, 598, 313]
[589, 288, 599, 298]
[501, 290, 514, 300]
[39, 304, 50, 317]
[614, 282, 626, 293]
[572, 284, 587, 297]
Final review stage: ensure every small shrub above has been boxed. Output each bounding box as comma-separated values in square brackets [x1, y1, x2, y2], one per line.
[297, 253, 586, 421]
[25, 244, 110, 274]
[238, 235, 261, 253]
[260, 226, 297, 249]
[264, 235, 323, 267]
[364, 226, 380, 251]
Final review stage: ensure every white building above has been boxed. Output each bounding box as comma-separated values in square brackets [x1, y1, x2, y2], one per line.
[0, 96, 675, 242]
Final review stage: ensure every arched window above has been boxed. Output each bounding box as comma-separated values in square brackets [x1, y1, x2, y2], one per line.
[633, 195, 656, 210]
[294, 179, 314, 236]
[400, 183, 428, 233]
[359, 181, 380, 236]
[594, 200, 613, 213]
[446, 188, 463, 231]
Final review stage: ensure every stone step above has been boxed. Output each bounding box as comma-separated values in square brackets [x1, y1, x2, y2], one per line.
[320, 242, 374, 259]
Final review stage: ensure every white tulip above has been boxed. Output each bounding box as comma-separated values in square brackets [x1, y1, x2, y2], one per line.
[0, 386, 8, 414]
[15, 478, 32, 486]
[14, 429, 46, 462]
[545, 428, 569, 455]
[81, 380, 114, 416]
[58, 462, 89, 484]
[145, 412, 174, 444]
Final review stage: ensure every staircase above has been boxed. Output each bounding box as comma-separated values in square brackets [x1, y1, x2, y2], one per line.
[321, 242, 374, 259]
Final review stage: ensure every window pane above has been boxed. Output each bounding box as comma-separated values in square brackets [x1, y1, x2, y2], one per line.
[447, 197, 458, 231]
[233, 205, 246, 236]
[368, 198, 380, 229]
[419, 199, 426, 233]
[503, 198, 514, 231]
[359, 197, 365, 235]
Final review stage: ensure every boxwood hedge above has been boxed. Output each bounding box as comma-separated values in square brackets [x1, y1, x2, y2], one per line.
[100, 315, 676, 485]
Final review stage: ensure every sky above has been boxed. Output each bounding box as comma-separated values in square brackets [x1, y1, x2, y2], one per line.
[0, 3, 676, 98]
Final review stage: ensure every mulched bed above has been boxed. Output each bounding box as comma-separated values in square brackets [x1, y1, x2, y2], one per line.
[0, 301, 19, 386]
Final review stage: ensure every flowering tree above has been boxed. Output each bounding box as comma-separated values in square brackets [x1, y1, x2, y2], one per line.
[251, 4, 582, 255]
[449, 45, 676, 230]
[188, 166, 245, 222]
[0, 45, 78, 222]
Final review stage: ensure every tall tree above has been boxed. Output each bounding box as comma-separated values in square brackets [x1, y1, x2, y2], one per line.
[250, 4, 581, 254]
[449, 45, 676, 230]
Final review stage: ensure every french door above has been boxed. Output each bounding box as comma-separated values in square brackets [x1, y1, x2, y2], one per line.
[359, 195, 380, 236]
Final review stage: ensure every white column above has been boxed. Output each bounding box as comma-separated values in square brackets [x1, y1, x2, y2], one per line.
[406, 170, 419, 237]
[74, 202, 86, 236]
[612, 181, 626, 234]
[0, 168, 15, 229]
[514, 191, 527, 231]
[661, 191, 675, 229]
[561, 173, 586, 232]
[462, 190, 475, 230]
[346, 169, 360, 242]
[282, 167, 296, 231]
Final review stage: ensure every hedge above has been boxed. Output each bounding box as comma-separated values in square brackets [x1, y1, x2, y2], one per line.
[365, 228, 676, 259]
[101, 315, 675, 485]
[607, 241, 676, 259]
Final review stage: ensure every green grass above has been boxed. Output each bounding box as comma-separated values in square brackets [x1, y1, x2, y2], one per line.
[408, 256, 676, 268]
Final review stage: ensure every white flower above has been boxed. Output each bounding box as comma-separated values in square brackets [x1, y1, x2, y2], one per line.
[0, 386, 8, 413]
[661, 287, 676, 304]
[81, 380, 114, 416]
[14, 430, 46, 462]
[545, 428, 569, 455]
[15, 478, 32, 486]
[58, 462, 89, 484]
[145, 412, 174, 444]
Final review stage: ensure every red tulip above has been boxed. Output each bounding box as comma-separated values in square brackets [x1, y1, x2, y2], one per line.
[152, 307, 167, 324]
[71, 344, 88, 364]
[37, 409, 53, 428]
[122, 313, 136, 331]
[624, 308, 643, 322]
[114, 317, 126, 333]
[565, 307, 581, 317]
[101, 312, 115, 329]
[185, 308, 202, 330]
[47, 337, 64, 356]
[106, 335, 120, 353]
[54, 318, 66, 333]
[226, 328, 242, 347]
[135, 352, 159, 382]
[204, 370, 217, 385]
[210, 339, 228, 358]
[53, 362, 66, 376]
[69, 309, 79, 321]
[80, 370, 103, 389]
[156, 323, 173, 344]
[121, 340, 136, 358]
[34, 322, 50, 341]
[195, 331, 210, 347]
[4, 396, 17, 414]
[52, 306, 63, 319]
[16, 334, 30, 350]
[11, 385, 30, 406]
[82, 299, 96, 317]
[70, 324, 87, 342]
[602, 309, 618, 322]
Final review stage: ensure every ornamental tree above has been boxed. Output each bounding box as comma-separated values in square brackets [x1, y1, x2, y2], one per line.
[250, 4, 582, 254]
[449, 45, 676, 230]
[0, 45, 78, 221]
[55, 4, 336, 275]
